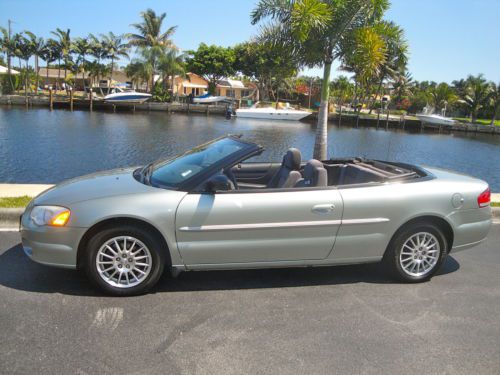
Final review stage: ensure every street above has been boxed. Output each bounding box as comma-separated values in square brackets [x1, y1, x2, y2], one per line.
[1, 225, 499, 374]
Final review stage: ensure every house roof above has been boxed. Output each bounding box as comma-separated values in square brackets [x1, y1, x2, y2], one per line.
[217, 78, 245, 89]
[37, 68, 130, 83]
[0, 65, 19, 75]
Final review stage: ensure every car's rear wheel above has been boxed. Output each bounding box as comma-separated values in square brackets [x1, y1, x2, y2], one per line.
[84, 225, 165, 296]
[384, 223, 448, 283]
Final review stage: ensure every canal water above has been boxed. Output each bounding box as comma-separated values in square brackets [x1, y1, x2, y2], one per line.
[0, 107, 499, 190]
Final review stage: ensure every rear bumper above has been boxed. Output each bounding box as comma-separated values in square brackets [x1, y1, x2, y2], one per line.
[449, 207, 492, 253]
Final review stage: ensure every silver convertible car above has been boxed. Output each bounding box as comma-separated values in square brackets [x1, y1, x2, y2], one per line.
[20, 135, 492, 295]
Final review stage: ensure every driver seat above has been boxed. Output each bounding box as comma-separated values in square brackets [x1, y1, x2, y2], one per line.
[294, 159, 327, 187]
[267, 148, 302, 188]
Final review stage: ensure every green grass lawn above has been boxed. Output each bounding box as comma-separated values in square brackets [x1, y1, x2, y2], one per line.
[453, 117, 500, 126]
[0, 196, 32, 208]
[492, 202, 500, 207]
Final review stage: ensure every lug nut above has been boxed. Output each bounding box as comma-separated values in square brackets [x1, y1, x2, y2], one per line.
[126, 265, 130, 269]
[128, 258, 133, 262]
[116, 257, 120, 261]
[118, 264, 122, 268]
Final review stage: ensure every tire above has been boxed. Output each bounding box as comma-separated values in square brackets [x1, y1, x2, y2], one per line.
[83, 225, 166, 296]
[384, 223, 448, 283]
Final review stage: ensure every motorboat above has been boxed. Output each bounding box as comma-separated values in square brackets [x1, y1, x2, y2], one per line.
[104, 88, 152, 104]
[236, 102, 311, 121]
[192, 93, 230, 104]
[416, 114, 456, 126]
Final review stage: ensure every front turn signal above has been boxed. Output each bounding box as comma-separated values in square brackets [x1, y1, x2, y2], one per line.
[50, 210, 71, 226]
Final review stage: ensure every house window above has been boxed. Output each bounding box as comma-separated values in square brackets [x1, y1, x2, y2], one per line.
[226, 89, 235, 98]
[183, 86, 187, 95]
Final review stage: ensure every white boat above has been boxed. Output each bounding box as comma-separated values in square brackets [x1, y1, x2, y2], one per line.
[416, 114, 456, 126]
[104, 88, 152, 104]
[236, 103, 311, 121]
[192, 94, 230, 104]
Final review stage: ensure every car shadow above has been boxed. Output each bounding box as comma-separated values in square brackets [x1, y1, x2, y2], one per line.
[0, 243, 460, 297]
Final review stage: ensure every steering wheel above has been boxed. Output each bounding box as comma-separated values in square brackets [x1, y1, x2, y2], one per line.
[223, 168, 238, 189]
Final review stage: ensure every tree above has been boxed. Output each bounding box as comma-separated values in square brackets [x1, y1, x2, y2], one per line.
[156, 49, 186, 94]
[127, 9, 177, 92]
[15, 34, 35, 96]
[186, 43, 236, 94]
[391, 70, 413, 107]
[341, 26, 387, 114]
[252, 0, 389, 159]
[124, 60, 151, 91]
[426, 82, 457, 115]
[0, 26, 17, 91]
[233, 41, 298, 101]
[50, 28, 71, 84]
[72, 37, 91, 91]
[489, 82, 499, 126]
[25, 31, 44, 91]
[40, 39, 59, 89]
[458, 74, 492, 123]
[101, 32, 129, 88]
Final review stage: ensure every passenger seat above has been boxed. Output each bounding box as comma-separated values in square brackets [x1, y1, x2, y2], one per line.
[267, 148, 302, 188]
[295, 159, 327, 188]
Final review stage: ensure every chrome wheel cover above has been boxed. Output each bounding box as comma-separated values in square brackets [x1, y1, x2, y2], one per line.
[399, 232, 440, 277]
[96, 236, 152, 288]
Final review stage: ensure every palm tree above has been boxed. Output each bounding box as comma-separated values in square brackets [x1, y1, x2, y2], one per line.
[426, 82, 457, 115]
[252, 0, 389, 159]
[25, 31, 44, 91]
[0, 27, 16, 91]
[156, 49, 186, 94]
[50, 28, 71, 90]
[391, 70, 413, 106]
[72, 37, 90, 92]
[100, 32, 129, 89]
[127, 9, 177, 92]
[16, 34, 35, 96]
[124, 60, 151, 91]
[489, 82, 499, 126]
[458, 74, 492, 123]
[40, 39, 59, 90]
[342, 26, 387, 115]
[88, 35, 107, 95]
[369, 21, 408, 113]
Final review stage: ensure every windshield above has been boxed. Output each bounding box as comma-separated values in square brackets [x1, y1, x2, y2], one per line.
[149, 137, 246, 188]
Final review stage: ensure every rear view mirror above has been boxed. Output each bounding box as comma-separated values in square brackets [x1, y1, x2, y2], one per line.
[206, 175, 232, 192]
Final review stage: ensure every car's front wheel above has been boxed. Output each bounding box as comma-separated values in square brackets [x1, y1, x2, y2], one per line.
[84, 225, 165, 296]
[384, 223, 448, 283]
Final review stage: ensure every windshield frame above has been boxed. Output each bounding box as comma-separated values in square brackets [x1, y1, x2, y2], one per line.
[137, 135, 263, 191]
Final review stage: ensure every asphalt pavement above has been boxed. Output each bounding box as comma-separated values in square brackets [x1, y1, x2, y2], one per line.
[0, 225, 499, 375]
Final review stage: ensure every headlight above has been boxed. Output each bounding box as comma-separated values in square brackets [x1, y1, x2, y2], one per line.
[30, 206, 71, 227]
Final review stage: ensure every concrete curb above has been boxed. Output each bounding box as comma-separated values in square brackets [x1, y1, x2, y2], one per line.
[0, 208, 24, 229]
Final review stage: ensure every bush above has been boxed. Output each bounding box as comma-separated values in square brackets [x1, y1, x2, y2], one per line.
[152, 85, 171, 102]
[0, 75, 15, 95]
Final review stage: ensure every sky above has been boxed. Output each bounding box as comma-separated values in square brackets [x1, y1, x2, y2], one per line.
[1, 0, 499, 83]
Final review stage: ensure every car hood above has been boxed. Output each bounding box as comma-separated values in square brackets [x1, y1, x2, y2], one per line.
[34, 167, 164, 206]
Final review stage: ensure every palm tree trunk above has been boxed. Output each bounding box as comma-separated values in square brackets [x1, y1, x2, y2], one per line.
[57, 59, 61, 91]
[313, 62, 332, 160]
[35, 55, 39, 92]
[490, 103, 498, 126]
[109, 57, 114, 90]
[369, 77, 384, 115]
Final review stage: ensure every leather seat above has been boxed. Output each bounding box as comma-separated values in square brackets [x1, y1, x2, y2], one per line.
[267, 148, 302, 188]
[295, 159, 328, 188]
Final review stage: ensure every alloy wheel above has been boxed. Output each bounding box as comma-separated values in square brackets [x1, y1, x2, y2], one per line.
[399, 231, 440, 277]
[95, 236, 152, 288]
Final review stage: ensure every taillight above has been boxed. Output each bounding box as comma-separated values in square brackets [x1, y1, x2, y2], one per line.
[477, 187, 491, 208]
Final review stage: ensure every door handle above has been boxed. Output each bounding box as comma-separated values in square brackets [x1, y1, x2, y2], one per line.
[312, 204, 335, 214]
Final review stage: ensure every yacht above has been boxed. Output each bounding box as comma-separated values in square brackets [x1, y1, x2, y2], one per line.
[416, 114, 456, 126]
[104, 88, 152, 104]
[236, 102, 311, 121]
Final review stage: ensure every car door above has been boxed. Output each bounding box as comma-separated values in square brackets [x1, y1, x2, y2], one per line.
[175, 188, 344, 265]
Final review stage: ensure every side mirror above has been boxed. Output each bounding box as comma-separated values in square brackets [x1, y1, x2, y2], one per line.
[206, 174, 232, 193]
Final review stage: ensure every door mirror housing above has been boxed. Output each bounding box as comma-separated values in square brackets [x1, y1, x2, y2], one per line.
[206, 174, 232, 193]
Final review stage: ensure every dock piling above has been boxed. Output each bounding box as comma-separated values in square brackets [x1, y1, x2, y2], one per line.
[89, 90, 93, 112]
[69, 89, 74, 111]
[49, 89, 53, 111]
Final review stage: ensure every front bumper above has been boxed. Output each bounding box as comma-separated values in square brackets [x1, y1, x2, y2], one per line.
[20, 212, 87, 269]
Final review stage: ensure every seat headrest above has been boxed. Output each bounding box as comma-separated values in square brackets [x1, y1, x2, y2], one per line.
[283, 148, 301, 170]
[301, 159, 327, 187]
